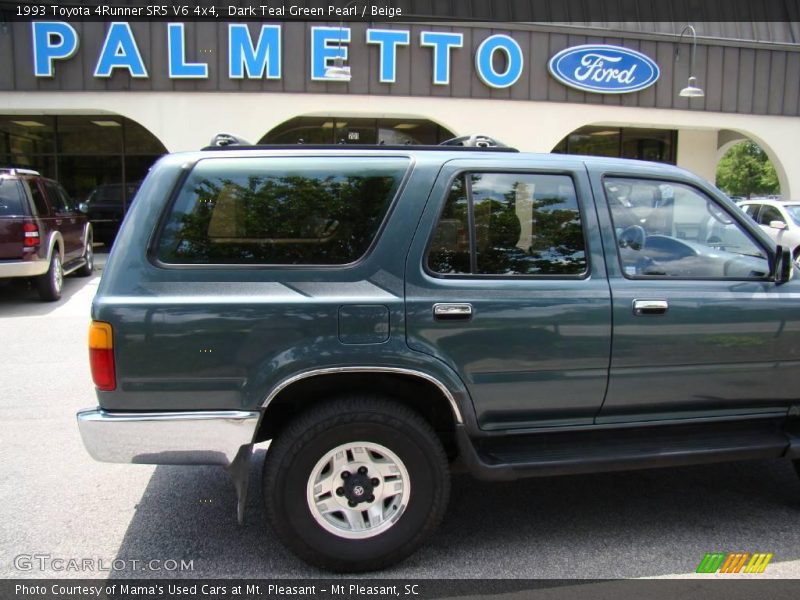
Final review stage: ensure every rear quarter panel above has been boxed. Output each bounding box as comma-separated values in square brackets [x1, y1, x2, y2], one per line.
[92, 152, 474, 423]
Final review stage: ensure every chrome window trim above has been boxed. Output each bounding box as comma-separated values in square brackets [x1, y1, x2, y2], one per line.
[262, 366, 464, 424]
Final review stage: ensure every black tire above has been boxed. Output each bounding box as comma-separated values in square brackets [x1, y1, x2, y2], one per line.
[36, 251, 63, 301]
[263, 396, 450, 572]
[76, 235, 94, 277]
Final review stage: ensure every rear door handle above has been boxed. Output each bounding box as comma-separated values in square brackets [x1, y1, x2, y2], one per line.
[433, 303, 473, 321]
[633, 299, 668, 316]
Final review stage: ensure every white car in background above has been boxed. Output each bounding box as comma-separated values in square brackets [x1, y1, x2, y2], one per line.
[738, 199, 800, 263]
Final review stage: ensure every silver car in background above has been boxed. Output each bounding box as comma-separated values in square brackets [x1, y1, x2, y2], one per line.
[738, 199, 800, 263]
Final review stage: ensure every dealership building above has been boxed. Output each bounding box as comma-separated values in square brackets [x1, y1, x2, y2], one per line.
[1, 14, 799, 205]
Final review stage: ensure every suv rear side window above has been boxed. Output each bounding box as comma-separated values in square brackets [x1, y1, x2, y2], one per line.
[156, 157, 408, 265]
[0, 178, 26, 216]
[428, 172, 587, 276]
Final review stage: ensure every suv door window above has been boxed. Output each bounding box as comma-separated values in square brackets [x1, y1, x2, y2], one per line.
[428, 173, 587, 276]
[44, 181, 71, 214]
[741, 203, 759, 219]
[604, 178, 768, 279]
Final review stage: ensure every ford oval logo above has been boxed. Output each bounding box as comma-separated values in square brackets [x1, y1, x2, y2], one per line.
[548, 45, 660, 94]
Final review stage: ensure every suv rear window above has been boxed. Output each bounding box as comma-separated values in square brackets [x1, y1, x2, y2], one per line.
[0, 178, 26, 216]
[156, 157, 408, 265]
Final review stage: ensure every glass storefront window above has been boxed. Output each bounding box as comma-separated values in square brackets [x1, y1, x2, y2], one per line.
[335, 118, 378, 145]
[377, 119, 444, 145]
[260, 117, 454, 146]
[552, 126, 677, 164]
[57, 155, 123, 204]
[0, 116, 56, 156]
[564, 127, 621, 158]
[0, 154, 56, 179]
[57, 116, 123, 154]
[0, 115, 166, 216]
[125, 120, 169, 154]
[621, 128, 675, 163]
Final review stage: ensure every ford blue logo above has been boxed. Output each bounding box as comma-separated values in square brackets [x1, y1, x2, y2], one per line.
[548, 45, 660, 94]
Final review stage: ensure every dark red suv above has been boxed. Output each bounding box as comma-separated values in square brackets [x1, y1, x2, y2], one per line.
[0, 168, 93, 301]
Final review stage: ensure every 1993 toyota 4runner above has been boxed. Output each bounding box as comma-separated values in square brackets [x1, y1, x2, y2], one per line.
[77, 138, 800, 572]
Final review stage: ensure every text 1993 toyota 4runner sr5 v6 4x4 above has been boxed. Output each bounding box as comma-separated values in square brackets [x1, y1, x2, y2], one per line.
[77, 137, 800, 572]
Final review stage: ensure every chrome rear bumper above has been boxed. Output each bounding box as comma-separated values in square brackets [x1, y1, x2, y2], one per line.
[0, 259, 49, 278]
[76, 408, 259, 466]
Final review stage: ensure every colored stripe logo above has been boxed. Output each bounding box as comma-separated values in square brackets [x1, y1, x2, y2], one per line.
[697, 552, 773, 574]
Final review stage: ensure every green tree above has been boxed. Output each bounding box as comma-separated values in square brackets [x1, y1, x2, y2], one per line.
[716, 141, 780, 198]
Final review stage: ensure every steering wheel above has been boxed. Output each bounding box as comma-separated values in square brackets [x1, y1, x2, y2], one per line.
[619, 225, 646, 251]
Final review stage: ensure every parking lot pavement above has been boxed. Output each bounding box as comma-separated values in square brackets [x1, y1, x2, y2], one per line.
[1, 258, 799, 579]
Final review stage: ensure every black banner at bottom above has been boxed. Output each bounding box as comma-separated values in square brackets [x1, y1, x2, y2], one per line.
[3, 579, 798, 600]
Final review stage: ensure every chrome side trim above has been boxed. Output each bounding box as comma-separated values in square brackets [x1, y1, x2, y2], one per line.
[76, 408, 259, 466]
[262, 366, 464, 424]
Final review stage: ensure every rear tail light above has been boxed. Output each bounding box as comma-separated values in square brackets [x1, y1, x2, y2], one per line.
[23, 222, 40, 247]
[89, 321, 116, 391]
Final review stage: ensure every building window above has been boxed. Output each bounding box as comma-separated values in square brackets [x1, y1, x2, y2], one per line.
[260, 117, 455, 146]
[552, 126, 676, 164]
[0, 115, 166, 211]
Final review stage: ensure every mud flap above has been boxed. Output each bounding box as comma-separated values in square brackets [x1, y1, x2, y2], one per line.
[227, 444, 253, 524]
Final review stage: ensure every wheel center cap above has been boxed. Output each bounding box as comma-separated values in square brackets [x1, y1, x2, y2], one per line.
[343, 474, 374, 504]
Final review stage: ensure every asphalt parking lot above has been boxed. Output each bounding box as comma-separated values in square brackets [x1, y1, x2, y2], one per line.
[1, 255, 799, 580]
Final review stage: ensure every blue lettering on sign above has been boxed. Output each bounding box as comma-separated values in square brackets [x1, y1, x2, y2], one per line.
[366, 29, 410, 84]
[228, 24, 281, 79]
[32, 21, 79, 77]
[94, 22, 148, 78]
[420, 31, 463, 85]
[475, 34, 523, 89]
[168, 23, 208, 78]
[548, 44, 659, 94]
[311, 26, 350, 81]
[31, 21, 536, 89]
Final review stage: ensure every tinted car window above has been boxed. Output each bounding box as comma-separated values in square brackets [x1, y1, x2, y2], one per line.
[44, 180, 71, 213]
[157, 157, 408, 265]
[23, 180, 49, 216]
[605, 178, 769, 279]
[741, 203, 759, 219]
[784, 205, 800, 226]
[0, 178, 26, 216]
[427, 176, 471, 274]
[428, 172, 586, 276]
[757, 205, 784, 226]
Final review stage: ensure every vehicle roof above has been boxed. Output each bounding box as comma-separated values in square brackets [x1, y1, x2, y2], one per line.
[740, 198, 795, 206]
[170, 147, 688, 175]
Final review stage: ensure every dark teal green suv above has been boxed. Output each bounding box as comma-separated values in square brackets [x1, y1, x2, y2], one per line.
[77, 142, 800, 572]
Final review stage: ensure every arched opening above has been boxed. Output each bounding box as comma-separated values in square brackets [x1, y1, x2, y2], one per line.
[551, 125, 677, 164]
[0, 114, 167, 244]
[259, 116, 456, 146]
[715, 138, 781, 200]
